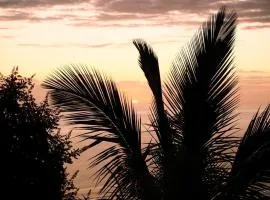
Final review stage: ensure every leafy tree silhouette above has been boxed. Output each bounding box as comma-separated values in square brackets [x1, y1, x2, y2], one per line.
[43, 7, 270, 200]
[0, 67, 80, 200]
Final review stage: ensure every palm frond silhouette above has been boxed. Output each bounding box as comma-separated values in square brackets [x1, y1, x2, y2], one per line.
[43, 7, 270, 200]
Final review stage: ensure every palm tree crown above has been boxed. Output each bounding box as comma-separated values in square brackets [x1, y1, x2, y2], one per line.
[43, 7, 270, 200]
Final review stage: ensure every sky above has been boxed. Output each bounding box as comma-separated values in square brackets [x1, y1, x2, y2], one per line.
[1, 0, 269, 196]
[0, 0, 269, 81]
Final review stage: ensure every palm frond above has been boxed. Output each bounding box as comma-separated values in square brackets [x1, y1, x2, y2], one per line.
[163, 7, 239, 199]
[133, 39, 175, 199]
[133, 39, 161, 103]
[42, 65, 156, 200]
[133, 39, 172, 149]
[218, 105, 270, 199]
[164, 6, 238, 148]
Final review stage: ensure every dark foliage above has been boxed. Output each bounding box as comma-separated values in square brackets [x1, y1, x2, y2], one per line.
[0, 67, 80, 200]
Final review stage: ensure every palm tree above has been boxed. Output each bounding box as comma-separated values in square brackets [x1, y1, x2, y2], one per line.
[43, 7, 270, 200]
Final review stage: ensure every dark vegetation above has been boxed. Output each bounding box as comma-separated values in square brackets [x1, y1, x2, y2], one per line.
[2, 7, 270, 200]
[0, 67, 89, 200]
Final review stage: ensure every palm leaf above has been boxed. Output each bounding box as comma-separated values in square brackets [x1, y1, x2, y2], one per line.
[133, 39, 172, 149]
[163, 7, 238, 199]
[133, 39, 175, 199]
[217, 105, 270, 199]
[42, 65, 157, 200]
[165, 6, 238, 148]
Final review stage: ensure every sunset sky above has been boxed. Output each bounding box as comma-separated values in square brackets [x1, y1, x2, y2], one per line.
[1, 1, 269, 195]
[0, 0, 269, 81]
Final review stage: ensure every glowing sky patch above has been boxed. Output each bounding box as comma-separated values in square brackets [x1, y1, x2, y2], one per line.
[0, 0, 269, 81]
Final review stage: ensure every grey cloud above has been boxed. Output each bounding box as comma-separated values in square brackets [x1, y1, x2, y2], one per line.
[17, 39, 188, 49]
[239, 16, 270, 23]
[0, 10, 31, 21]
[70, 13, 203, 28]
[0, 0, 269, 29]
[242, 24, 270, 30]
[99, 0, 213, 14]
[17, 43, 112, 48]
[71, 0, 270, 28]
[0, 10, 60, 22]
[97, 12, 159, 21]
[94, 0, 270, 25]
[0, 0, 90, 8]
[69, 43, 112, 48]
[18, 43, 64, 47]
[0, 9, 83, 22]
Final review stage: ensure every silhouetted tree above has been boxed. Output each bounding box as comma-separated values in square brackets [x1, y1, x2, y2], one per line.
[0, 67, 80, 200]
[43, 7, 270, 200]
